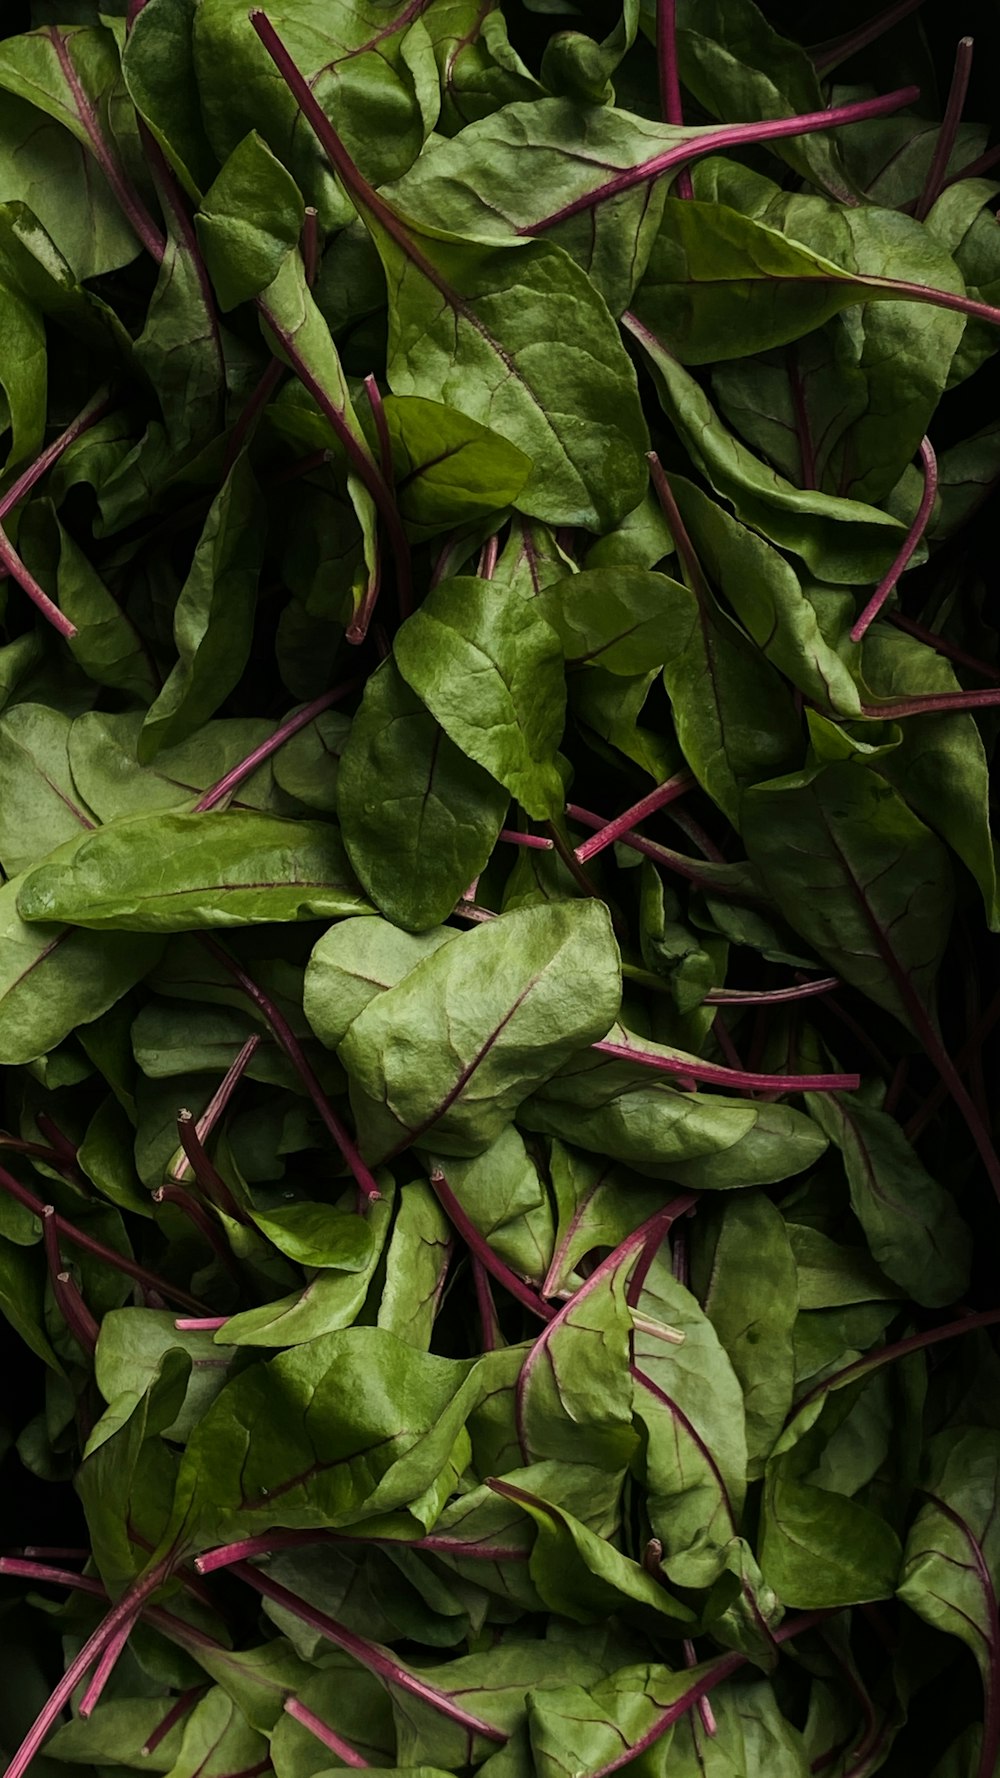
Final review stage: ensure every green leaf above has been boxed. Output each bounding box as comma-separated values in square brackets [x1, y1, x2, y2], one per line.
[16, 809, 370, 931]
[337, 659, 509, 930]
[0, 874, 161, 1065]
[537, 566, 684, 675]
[222, 1188, 393, 1347]
[0, 702, 96, 876]
[742, 759, 954, 1033]
[69, 711, 290, 822]
[377, 1178, 451, 1351]
[138, 456, 266, 761]
[18, 501, 160, 704]
[394, 576, 566, 820]
[805, 1091, 971, 1310]
[382, 394, 531, 539]
[338, 900, 621, 1158]
[305, 915, 459, 1049]
[197, 129, 304, 310]
[898, 1428, 1000, 1702]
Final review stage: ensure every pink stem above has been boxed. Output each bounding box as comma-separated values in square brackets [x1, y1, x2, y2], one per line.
[683, 1638, 717, 1736]
[521, 88, 921, 233]
[152, 1183, 243, 1282]
[887, 613, 1000, 682]
[229, 1562, 506, 1742]
[0, 1163, 208, 1313]
[167, 1037, 261, 1184]
[812, 0, 926, 72]
[0, 1554, 175, 1778]
[141, 1688, 207, 1758]
[704, 976, 839, 1005]
[41, 1207, 99, 1355]
[657, 0, 692, 199]
[647, 452, 711, 600]
[0, 523, 77, 638]
[792, 1305, 1000, 1418]
[591, 1037, 859, 1093]
[175, 1110, 247, 1223]
[429, 1168, 554, 1321]
[861, 686, 1000, 717]
[565, 803, 743, 894]
[914, 36, 975, 220]
[517, 1199, 696, 1459]
[193, 681, 357, 811]
[850, 438, 938, 640]
[575, 771, 695, 863]
[477, 532, 499, 579]
[175, 1316, 230, 1332]
[200, 939, 382, 1203]
[499, 829, 553, 850]
[46, 27, 165, 262]
[78, 1610, 143, 1717]
[0, 391, 112, 522]
[283, 1698, 369, 1767]
[363, 374, 393, 483]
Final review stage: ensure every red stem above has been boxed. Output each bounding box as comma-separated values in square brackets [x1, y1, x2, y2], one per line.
[647, 452, 710, 600]
[861, 686, 1000, 716]
[196, 1526, 529, 1576]
[141, 1688, 208, 1758]
[0, 522, 77, 638]
[193, 681, 357, 811]
[42, 1206, 99, 1356]
[472, 1255, 499, 1351]
[0, 390, 112, 522]
[363, 374, 394, 483]
[429, 1168, 554, 1321]
[199, 939, 382, 1203]
[520, 88, 921, 233]
[152, 1183, 243, 1283]
[850, 438, 938, 640]
[478, 532, 500, 579]
[46, 27, 165, 263]
[0, 1163, 209, 1313]
[229, 1561, 506, 1742]
[517, 1199, 696, 1460]
[591, 1036, 859, 1093]
[176, 1110, 248, 1224]
[499, 828, 553, 850]
[888, 613, 1000, 682]
[657, 0, 692, 199]
[575, 771, 695, 863]
[283, 1698, 369, 1767]
[168, 1037, 261, 1185]
[915, 36, 975, 221]
[565, 803, 744, 895]
[301, 206, 319, 288]
[812, 0, 926, 72]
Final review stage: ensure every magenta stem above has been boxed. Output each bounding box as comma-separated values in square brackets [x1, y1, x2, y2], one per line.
[141, 1688, 208, 1758]
[915, 36, 975, 220]
[565, 803, 743, 895]
[0, 522, 77, 638]
[812, 0, 926, 72]
[0, 390, 112, 522]
[647, 452, 710, 600]
[168, 1036, 262, 1189]
[153, 1183, 243, 1283]
[79, 1610, 143, 1717]
[575, 771, 695, 863]
[704, 976, 839, 1006]
[657, 0, 692, 199]
[682, 1637, 718, 1736]
[523, 87, 920, 233]
[0, 1162, 209, 1313]
[175, 1316, 230, 1332]
[176, 1110, 248, 1224]
[591, 1036, 859, 1094]
[41, 1207, 99, 1356]
[887, 613, 1000, 682]
[283, 1698, 369, 1767]
[200, 938, 382, 1203]
[517, 1199, 696, 1460]
[45, 27, 165, 263]
[194, 681, 356, 811]
[229, 1561, 506, 1742]
[861, 686, 1000, 716]
[792, 1305, 1000, 1419]
[851, 438, 938, 640]
[0, 1553, 176, 1778]
[429, 1168, 554, 1321]
[499, 829, 553, 850]
[363, 374, 393, 483]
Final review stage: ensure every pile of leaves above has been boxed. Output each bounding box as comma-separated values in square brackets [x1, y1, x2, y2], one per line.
[3, 0, 1000, 1772]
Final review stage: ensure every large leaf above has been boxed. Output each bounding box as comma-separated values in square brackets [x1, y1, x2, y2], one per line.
[337, 900, 621, 1158]
[15, 809, 370, 931]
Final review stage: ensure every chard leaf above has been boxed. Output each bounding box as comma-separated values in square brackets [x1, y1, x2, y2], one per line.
[15, 809, 370, 931]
